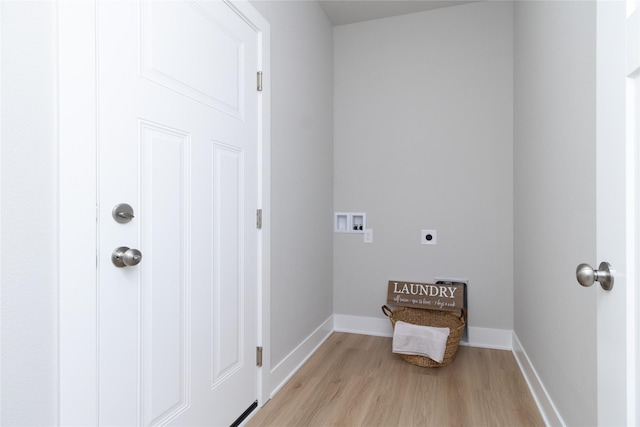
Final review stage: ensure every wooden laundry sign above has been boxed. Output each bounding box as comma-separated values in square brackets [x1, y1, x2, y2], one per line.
[387, 280, 464, 313]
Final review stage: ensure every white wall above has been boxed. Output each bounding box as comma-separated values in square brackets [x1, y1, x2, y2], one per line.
[248, 1, 334, 368]
[333, 2, 514, 331]
[0, 2, 59, 424]
[513, 1, 597, 426]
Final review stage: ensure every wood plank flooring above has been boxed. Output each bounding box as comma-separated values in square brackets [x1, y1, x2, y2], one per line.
[246, 332, 544, 427]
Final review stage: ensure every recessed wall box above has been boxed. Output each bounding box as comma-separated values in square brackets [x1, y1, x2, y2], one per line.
[335, 213, 349, 232]
[351, 213, 366, 232]
[334, 212, 366, 233]
[435, 278, 468, 343]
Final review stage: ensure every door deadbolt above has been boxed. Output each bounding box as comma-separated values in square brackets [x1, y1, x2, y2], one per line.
[112, 203, 135, 223]
[112, 246, 142, 267]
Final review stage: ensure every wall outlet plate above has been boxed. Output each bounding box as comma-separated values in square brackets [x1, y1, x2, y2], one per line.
[421, 229, 437, 245]
[364, 229, 373, 243]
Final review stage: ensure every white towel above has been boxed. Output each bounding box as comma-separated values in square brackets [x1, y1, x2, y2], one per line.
[392, 321, 450, 363]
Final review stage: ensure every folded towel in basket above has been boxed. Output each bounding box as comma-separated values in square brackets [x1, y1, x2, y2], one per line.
[392, 321, 450, 363]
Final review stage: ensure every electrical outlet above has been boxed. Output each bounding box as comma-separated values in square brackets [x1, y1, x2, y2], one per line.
[364, 229, 373, 243]
[421, 229, 437, 245]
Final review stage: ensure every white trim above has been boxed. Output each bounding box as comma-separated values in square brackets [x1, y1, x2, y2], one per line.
[0, 2, 3, 423]
[512, 333, 565, 427]
[268, 316, 334, 398]
[57, 1, 270, 422]
[625, 2, 640, 424]
[333, 313, 512, 350]
[58, 1, 98, 424]
[227, 0, 272, 407]
[333, 313, 393, 337]
[596, 1, 633, 425]
[465, 326, 512, 350]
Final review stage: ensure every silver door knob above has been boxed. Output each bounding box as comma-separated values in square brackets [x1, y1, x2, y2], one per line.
[112, 246, 142, 267]
[576, 262, 613, 291]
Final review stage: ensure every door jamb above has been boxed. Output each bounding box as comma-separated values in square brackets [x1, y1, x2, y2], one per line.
[57, 2, 271, 423]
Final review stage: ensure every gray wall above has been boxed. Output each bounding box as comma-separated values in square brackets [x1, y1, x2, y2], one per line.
[0, 2, 59, 424]
[513, 2, 597, 426]
[249, 1, 335, 368]
[333, 2, 514, 330]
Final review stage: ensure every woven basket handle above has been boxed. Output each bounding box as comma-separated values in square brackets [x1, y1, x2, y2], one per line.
[381, 305, 393, 317]
[383, 305, 466, 321]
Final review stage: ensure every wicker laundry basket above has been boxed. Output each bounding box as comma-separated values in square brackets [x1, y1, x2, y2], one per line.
[382, 305, 465, 368]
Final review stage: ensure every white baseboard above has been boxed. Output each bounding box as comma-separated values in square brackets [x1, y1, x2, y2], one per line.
[465, 326, 512, 350]
[512, 332, 565, 427]
[333, 313, 512, 350]
[269, 315, 333, 397]
[333, 313, 393, 337]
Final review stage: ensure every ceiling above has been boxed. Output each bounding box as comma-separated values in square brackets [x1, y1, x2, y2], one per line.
[318, 0, 477, 26]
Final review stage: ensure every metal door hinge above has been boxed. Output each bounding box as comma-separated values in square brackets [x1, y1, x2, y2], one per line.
[257, 71, 263, 92]
[256, 346, 263, 367]
[256, 209, 262, 230]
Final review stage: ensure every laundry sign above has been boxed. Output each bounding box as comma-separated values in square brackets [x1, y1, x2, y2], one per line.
[387, 280, 464, 313]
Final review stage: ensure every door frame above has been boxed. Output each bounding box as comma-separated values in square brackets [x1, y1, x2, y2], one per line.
[57, 1, 270, 424]
[596, 0, 638, 425]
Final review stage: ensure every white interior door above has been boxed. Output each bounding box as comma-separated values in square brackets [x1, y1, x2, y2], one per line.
[97, 1, 260, 425]
[595, 0, 639, 425]
[625, 1, 640, 423]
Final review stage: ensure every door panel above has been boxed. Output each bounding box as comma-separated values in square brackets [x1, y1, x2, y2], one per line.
[97, 1, 259, 425]
[139, 120, 190, 425]
[212, 142, 245, 382]
[140, 1, 244, 117]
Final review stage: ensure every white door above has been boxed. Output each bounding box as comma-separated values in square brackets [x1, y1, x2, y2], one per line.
[595, 0, 639, 425]
[97, 1, 260, 425]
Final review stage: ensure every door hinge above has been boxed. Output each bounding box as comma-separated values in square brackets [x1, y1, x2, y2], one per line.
[257, 71, 263, 92]
[256, 209, 262, 230]
[256, 346, 263, 367]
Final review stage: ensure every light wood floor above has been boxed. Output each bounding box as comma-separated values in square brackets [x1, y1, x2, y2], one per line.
[246, 332, 544, 427]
